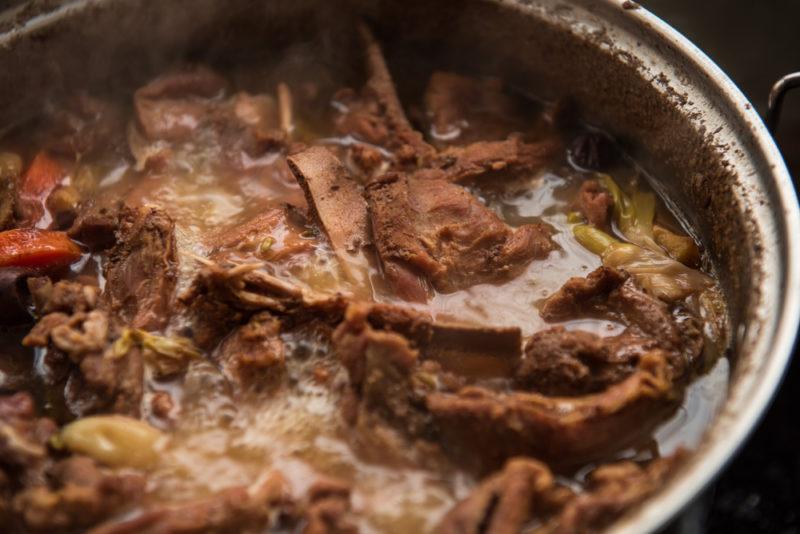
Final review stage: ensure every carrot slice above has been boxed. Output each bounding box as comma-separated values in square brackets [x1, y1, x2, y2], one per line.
[15, 151, 66, 227]
[19, 151, 64, 199]
[0, 229, 82, 269]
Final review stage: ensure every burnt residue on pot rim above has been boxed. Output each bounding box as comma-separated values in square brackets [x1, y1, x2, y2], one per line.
[0, 0, 796, 532]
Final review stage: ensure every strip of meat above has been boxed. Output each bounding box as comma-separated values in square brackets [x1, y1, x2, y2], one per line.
[287, 146, 370, 256]
[426, 350, 677, 468]
[554, 451, 687, 534]
[88, 471, 295, 534]
[515, 327, 648, 396]
[104, 207, 177, 331]
[365, 172, 554, 300]
[431, 136, 560, 183]
[134, 66, 228, 142]
[437, 457, 570, 534]
[334, 24, 434, 167]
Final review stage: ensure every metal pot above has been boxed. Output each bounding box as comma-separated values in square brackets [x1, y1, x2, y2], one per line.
[0, 0, 797, 531]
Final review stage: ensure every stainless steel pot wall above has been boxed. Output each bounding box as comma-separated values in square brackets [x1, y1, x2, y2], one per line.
[0, 0, 797, 532]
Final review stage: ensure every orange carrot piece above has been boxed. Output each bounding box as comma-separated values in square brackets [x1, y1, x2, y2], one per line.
[19, 151, 65, 199]
[0, 229, 82, 269]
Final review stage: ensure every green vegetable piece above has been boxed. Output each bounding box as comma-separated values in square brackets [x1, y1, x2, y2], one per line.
[573, 224, 620, 255]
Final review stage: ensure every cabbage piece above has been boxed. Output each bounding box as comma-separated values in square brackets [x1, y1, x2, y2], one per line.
[572, 224, 713, 301]
[603, 242, 713, 301]
[599, 174, 660, 253]
[653, 224, 700, 266]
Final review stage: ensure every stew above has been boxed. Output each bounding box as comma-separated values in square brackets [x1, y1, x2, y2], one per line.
[0, 22, 728, 534]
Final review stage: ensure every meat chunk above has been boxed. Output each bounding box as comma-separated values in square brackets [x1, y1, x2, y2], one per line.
[540, 267, 627, 321]
[67, 202, 122, 251]
[0, 392, 56, 474]
[432, 136, 560, 183]
[134, 66, 228, 142]
[132, 67, 286, 169]
[287, 146, 370, 255]
[426, 350, 676, 467]
[423, 71, 525, 145]
[304, 478, 357, 534]
[540, 267, 703, 379]
[437, 457, 569, 534]
[576, 179, 613, 227]
[23, 283, 143, 417]
[214, 312, 285, 389]
[88, 472, 295, 534]
[45, 94, 126, 157]
[365, 172, 554, 300]
[333, 303, 432, 435]
[104, 207, 177, 331]
[208, 205, 315, 262]
[28, 278, 100, 315]
[333, 23, 434, 167]
[12, 456, 144, 532]
[516, 327, 647, 396]
[555, 451, 687, 534]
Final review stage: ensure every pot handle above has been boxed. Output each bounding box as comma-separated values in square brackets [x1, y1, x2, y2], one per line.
[767, 72, 800, 134]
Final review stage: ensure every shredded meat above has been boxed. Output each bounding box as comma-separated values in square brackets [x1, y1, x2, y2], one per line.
[104, 206, 177, 331]
[555, 451, 687, 534]
[366, 172, 554, 300]
[13, 456, 144, 532]
[437, 457, 570, 534]
[516, 327, 646, 395]
[45, 94, 126, 157]
[214, 311, 285, 388]
[576, 179, 613, 227]
[304, 478, 357, 534]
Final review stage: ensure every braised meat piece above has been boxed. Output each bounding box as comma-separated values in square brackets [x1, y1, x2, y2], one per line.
[366, 171, 554, 300]
[334, 24, 435, 167]
[427, 350, 675, 467]
[287, 146, 370, 256]
[437, 457, 570, 534]
[12, 456, 144, 532]
[22, 277, 145, 417]
[45, 94, 126, 157]
[214, 311, 285, 389]
[67, 202, 122, 251]
[576, 179, 613, 227]
[304, 478, 357, 534]
[539, 267, 703, 379]
[132, 67, 286, 169]
[104, 207, 177, 331]
[555, 451, 687, 534]
[423, 71, 527, 145]
[88, 472, 295, 534]
[333, 303, 435, 436]
[431, 136, 560, 183]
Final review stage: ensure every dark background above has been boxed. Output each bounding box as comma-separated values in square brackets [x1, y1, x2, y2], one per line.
[642, 1, 800, 533]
